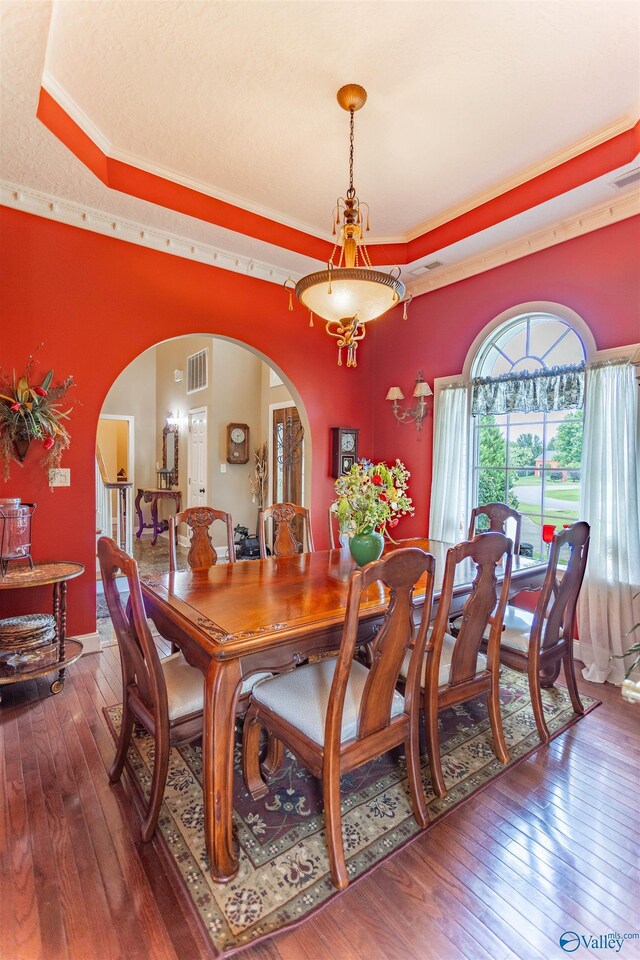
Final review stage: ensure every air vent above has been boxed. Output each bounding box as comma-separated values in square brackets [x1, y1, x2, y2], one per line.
[410, 260, 444, 276]
[610, 167, 640, 190]
[187, 349, 208, 394]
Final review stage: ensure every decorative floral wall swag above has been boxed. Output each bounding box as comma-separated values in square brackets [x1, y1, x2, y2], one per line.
[0, 358, 75, 480]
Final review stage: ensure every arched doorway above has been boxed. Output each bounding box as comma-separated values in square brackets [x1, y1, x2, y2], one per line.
[97, 334, 312, 580]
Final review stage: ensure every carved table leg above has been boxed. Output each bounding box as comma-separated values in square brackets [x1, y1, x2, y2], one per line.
[135, 488, 144, 539]
[203, 657, 243, 882]
[151, 494, 160, 546]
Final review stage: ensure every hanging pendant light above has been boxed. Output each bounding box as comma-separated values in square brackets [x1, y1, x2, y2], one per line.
[285, 84, 409, 368]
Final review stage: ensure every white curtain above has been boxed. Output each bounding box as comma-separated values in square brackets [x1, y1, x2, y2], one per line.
[578, 361, 640, 684]
[429, 383, 469, 543]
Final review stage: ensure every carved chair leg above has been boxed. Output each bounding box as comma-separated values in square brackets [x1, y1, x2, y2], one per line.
[487, 680, 509, 764]
[562, 651, 585, 716]
[322, 761, 348, 891]
[539, 660, 562, 688]
[141, 728, 170, 842]
[242, 709, 269, 800]
[260, 734, 284, 780]
[528, 657, 550, 743]
[424, 700, 446, 799]
[109, 699, 134, 783]
[404, 730, 428, 828]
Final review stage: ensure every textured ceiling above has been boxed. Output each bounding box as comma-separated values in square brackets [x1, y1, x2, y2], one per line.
[42, 0, 640, 239]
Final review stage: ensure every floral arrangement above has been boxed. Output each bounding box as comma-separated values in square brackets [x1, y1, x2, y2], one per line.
[249, 442, 269, 509]
[0, 359, 74, 480]
[332, 458, 414, 538]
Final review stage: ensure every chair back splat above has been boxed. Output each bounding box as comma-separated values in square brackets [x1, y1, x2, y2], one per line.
[258, 502, 315, 559]
[169, 506, 235, 572]
[99, 536, 167, 716]
[537, 521, 590, 655]
[336, 549, 434, 745]
[469, 502, 522, 555]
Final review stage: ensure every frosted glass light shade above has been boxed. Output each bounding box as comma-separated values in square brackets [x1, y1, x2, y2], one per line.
[386, 387, 404, 401]
[296, 268, 405, 325]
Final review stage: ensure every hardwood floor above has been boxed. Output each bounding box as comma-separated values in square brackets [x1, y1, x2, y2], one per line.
[1, 647, 638, 960]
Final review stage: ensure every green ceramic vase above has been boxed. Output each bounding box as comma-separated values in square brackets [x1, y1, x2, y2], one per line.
[349, 529, 384, 567]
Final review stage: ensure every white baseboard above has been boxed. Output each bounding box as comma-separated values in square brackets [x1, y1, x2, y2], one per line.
[74, 631, 101, 655]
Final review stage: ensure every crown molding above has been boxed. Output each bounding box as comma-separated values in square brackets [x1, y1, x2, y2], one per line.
[406, 190, 640, 298]
[405, 115, 638, 242]
[2, 179, 637, 299]
[40, 72, 333, 243]
[0, 180, 296, 286]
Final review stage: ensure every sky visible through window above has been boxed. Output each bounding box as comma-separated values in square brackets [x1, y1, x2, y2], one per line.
[473, 314, 585, 560]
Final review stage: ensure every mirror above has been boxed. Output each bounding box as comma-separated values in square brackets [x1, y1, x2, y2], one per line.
[162, 424, 179, 487]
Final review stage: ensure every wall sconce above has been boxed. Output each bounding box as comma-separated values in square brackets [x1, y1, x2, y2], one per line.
[386, 371, 433, 431]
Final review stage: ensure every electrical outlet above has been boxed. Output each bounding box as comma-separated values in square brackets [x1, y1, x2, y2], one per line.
[220, 463, 227, 473]
[49, 468, 70, 487]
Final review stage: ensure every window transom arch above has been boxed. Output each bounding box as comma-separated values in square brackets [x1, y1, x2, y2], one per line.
[472, 312, 586, 378]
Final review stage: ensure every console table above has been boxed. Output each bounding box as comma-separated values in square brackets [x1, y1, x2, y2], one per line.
[135, 488, 182, 546]
[0, 561, 84, 700]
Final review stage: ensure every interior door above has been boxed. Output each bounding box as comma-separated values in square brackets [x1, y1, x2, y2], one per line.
[188, 408, 208, 508]
[272, 405, 304, 542]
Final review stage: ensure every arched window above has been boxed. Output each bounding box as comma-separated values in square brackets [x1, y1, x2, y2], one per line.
[471, 312, 586, 559]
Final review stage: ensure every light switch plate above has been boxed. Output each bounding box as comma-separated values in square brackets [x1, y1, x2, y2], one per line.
[220, 463, 227, 473]
[49, 468, 70, 486]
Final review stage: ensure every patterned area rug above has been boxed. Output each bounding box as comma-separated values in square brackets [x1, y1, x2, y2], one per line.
[104, 671, 598, 957]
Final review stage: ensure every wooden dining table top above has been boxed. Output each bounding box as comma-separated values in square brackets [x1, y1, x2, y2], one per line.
[140, 538, 545, 660]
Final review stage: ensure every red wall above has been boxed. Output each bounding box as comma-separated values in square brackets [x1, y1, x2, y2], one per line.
[2, 208, 638, 636]
[0, 207, 375, 634]
[372, 215, 640, 535]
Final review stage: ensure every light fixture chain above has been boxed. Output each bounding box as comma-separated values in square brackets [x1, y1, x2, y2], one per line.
[348, 107, 355, 198]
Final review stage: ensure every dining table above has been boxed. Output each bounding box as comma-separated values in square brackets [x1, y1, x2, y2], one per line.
[139, 537, 547, 883]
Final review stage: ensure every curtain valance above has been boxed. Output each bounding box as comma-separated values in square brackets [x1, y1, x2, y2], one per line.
[471, 363, 584, 416]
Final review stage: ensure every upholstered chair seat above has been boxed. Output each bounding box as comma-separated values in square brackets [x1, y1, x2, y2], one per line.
[160, 652, 205, 721]
[485, 605, 538, 653]
[251, 659, 405, 746]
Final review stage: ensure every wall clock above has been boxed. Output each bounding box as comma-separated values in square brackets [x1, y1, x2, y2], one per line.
[227, 423, 249, 464]
[331, 427, 359, 478]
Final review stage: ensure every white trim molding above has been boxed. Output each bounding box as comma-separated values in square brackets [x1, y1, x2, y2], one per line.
[407, 190, 640, 299]
[75, 631, 101, 656]
[0, 180, 295, 287]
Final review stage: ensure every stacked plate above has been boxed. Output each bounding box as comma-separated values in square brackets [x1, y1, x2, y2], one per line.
[0, 613, 56, 649]
[0, 613, 57, 675]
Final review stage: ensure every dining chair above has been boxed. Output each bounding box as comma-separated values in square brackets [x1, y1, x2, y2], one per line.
[169, 506, 236, 572]
[487, 521, 590, 742]
[469, 502, 522, 555]
[400, 531, 513, 799]
[242, 546, 436, 890]
[258, 502, 315, 559]
[328, 505, 340, 549]
[97, 535, 205, 842]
